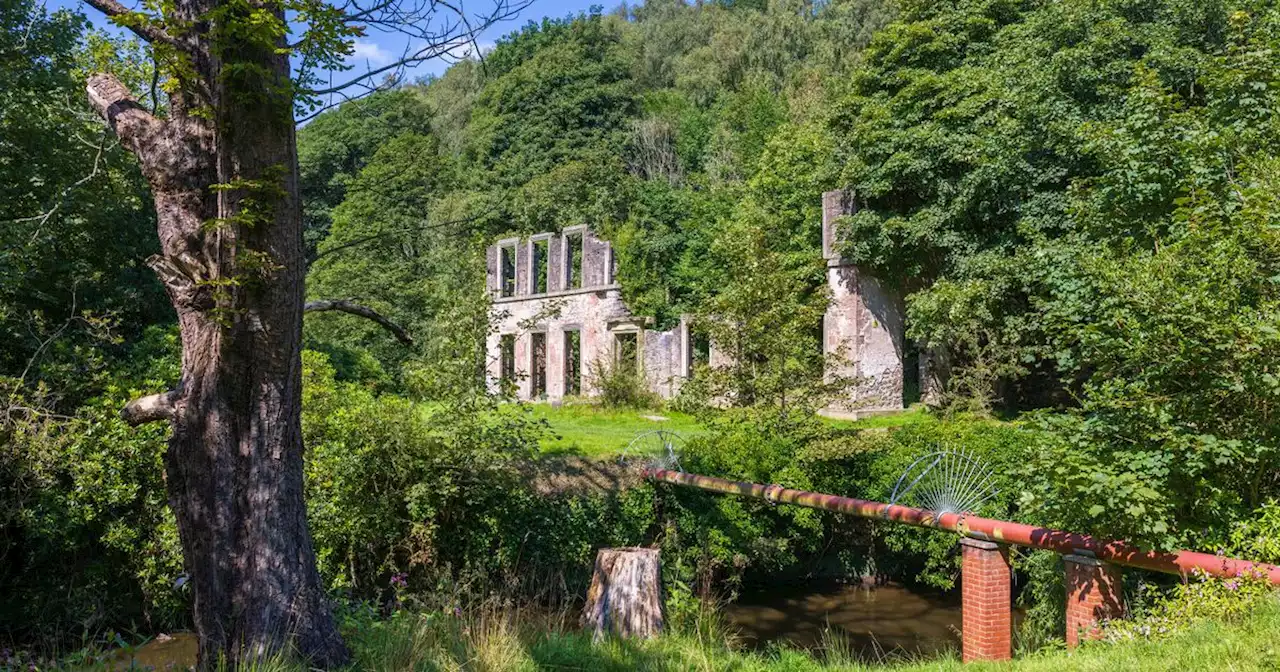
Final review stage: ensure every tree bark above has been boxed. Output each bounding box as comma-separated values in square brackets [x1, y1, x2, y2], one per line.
[85, 1, 348, 665]
[581, 547, 663, 639]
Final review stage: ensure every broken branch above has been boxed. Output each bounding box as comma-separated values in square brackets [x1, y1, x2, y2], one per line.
[122, 390, 180, 426]
[86, 73, 164, 156]
[304, 299, 414, 346]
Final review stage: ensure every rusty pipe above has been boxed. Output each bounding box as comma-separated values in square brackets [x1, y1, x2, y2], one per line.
[647, 468, 1280, 585]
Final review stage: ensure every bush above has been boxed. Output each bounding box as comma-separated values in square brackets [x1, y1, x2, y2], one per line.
[1106, 572, 1277, 643]
[585, 356, 661, 409]
[0, 343, 1052, 655]
[0, 329, 185, 647]
[655, 407, 1032, 598]
[1227, 501, 1280, 564]
[303, 350, 659, 605]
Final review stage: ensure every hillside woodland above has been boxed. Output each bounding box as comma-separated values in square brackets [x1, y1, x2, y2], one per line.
[2, 0, 1279, 661]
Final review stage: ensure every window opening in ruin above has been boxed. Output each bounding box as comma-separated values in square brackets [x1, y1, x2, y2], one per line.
[903, 341, 922, 406]
[500, 334, 516, 383]
[532, 239, 549, 294]
[615, 331, 639, 374]
[566, 231, 583, 290]
[564, 329, 581, 396]
[691, 332, 710, 368]
[500, 245, 516, 298]
[532, 332, 547, 398]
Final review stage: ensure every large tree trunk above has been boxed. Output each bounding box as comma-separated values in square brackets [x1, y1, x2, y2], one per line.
[86, 1, 348, 666]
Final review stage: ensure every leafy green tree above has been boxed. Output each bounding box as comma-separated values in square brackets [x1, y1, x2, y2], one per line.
[297, 89, 434, 258]
[831, 0, 1245, 407]
[687, 198, 833, 411]
[305, 131, 491, 391]
[465, 13, 636, 230]
[0, 1, 164, 395]
[1021, 2, 1280, 548]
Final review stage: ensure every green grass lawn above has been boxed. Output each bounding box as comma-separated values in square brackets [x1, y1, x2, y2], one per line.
[532, 403, 935, 458]
[532, 403, 705, 458]
[821, 404, 936, 431]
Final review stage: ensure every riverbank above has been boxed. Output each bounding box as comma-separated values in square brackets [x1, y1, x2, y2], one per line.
[76, 595, 1280, 671]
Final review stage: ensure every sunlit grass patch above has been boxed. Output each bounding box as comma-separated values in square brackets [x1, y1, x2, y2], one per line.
[532, 403, 705, 458]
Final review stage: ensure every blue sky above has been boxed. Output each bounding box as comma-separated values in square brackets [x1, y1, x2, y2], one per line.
[49, 0, 609, 83]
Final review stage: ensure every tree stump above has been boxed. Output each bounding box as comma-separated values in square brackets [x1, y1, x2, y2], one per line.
[581, 547, 663, 639]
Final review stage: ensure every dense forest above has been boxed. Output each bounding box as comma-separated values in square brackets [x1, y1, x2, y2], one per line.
[2, 0, 1279, 664]
[301, 0, 1280, 547]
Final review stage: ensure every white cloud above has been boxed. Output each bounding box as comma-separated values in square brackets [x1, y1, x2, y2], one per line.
[349, 40, 394, 66]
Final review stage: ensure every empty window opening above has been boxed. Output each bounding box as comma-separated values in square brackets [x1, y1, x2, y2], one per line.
[564, 329, 581, 396]
[692, 332, 710, 368]
[532, 239, 549, 294]
[615, 331, 639, 374]
[903, 341, 922, 406]
[500, 334, 516, 382]
[531, 332, 547, 398]
[500, 245, 516, 298]
[566, 231, 583, 290]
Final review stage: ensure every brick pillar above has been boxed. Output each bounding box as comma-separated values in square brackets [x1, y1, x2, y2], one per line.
[961, 538, 1012, 662]
[1064, 554, 1124, 648]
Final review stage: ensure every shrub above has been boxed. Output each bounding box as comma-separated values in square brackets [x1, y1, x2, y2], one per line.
[656, 407, 1032, 598]
[585, 356, 661, 409]
[1226, 501, 1280, 565]
[0, 330, 185, 646]
[1106, 572, 1277, 643]
[303, 350, 660, 605]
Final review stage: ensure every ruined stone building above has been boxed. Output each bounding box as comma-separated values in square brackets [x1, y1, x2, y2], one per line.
[484, 226, 690, 402]
[485, 191, 926, 417]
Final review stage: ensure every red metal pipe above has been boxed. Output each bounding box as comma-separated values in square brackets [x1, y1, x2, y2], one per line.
[647, 468, 1280, 585]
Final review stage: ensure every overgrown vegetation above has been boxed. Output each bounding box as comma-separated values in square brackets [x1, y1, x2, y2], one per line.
[12, 592, 1280, 670]
[3, 0, 1279, 665]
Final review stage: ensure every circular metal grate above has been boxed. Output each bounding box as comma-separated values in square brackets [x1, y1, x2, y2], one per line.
[619, 429, 685, 472]
[889, 449, 999, 516]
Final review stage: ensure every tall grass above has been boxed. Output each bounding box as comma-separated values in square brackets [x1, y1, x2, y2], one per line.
[16, 596, 1280, 671]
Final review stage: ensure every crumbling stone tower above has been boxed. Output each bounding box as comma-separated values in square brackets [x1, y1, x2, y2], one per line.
[820, 189, 912, 417]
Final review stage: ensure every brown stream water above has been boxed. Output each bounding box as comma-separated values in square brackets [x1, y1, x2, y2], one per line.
[110, 633, 197, 670]
[725, 581, 962, 661]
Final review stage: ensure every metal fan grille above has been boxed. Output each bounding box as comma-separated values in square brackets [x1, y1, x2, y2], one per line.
[619, 429, 684, 471]
[889, 449, 999, 516]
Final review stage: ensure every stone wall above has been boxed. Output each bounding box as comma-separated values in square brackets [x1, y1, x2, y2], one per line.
[642, 316, 689, 399]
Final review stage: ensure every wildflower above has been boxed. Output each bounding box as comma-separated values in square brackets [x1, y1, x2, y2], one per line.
[1225, 580, 1240, 591]
[390, 572, 408, 589]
